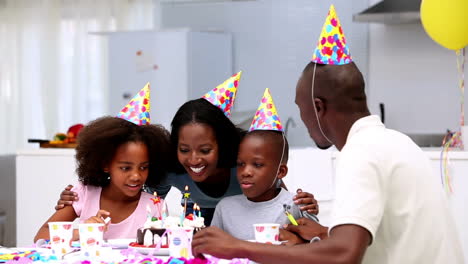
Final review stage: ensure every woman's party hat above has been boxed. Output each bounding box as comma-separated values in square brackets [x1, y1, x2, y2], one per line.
[202, 71, 242, 118]
[116, 83, 151, 125]
[311, 5, 352, 65]
[249, 88, 283, 132]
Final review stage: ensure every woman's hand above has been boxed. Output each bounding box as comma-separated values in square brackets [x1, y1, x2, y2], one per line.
[85, 210, 111, 232]
[293, 188, 319, 215]
[55, 185, 78, 210]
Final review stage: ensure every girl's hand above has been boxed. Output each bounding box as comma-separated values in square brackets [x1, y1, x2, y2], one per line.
[85, 210, 111, 232]
[293, 188, 319, 215]
[55, 185, 78, 210]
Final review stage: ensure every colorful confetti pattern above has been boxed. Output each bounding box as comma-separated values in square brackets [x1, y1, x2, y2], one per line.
[311, 5, 352, 65]
[249, 88, 283, 132]
[202, 71, 242, 118]
[117, 83, 151, 126]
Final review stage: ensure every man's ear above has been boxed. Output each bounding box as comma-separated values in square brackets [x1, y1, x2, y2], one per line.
[277, 164, 288, 179]
[313, 97, 326, 118]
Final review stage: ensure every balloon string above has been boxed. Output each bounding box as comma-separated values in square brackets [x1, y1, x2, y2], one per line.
[456, 48, 465, 128]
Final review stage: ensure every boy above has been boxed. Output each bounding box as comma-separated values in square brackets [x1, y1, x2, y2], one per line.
[210, 89, 318, 241]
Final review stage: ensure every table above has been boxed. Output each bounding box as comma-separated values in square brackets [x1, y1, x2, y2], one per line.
[0, 247, 252, 263]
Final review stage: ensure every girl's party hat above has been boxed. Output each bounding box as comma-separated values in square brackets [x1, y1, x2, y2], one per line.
[202, 71, 242, 117]
[249, 88, 283, 132]
[311, 5, 352, 65]
[116, 83, 151, 125]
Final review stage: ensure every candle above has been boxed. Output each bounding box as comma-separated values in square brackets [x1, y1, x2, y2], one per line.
[146, 204, 152, 221]
[161, 201, 167, 226]
[151, 191, 161, 204]
[197, 205, 201, 218]
[183, 185, 190, 217]
[180, 206, 185, 226]
[193, 203, 197, 220]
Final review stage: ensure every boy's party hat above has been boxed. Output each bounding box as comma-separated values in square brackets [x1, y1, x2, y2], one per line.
[116, 83, 151, 125]
[249, 88, 283, 132]
[311, 5, 352, 65]
[202, 71, 242, 118]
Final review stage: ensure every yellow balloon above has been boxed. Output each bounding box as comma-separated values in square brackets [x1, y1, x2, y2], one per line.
[421, 0, 468, 50]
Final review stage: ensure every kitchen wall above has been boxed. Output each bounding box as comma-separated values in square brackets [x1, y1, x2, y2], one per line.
[367, 22, 466, 135]
[158, 0, 369, 147]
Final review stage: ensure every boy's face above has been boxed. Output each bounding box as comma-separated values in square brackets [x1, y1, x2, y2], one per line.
[236, 135, 286, 202]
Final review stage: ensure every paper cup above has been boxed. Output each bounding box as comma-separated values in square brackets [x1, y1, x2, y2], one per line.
[253, 223, 280, 243]
[78, 223, 105, 258]
[48, 222, 74, 257]
[167, 227, 194, 259]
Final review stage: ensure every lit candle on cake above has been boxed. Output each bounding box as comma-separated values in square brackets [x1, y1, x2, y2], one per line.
[151, 191, 162, 220]
[151, 191, 161, 204]
[196, 204, 202, 218]
[193, 203, 197, 220]
[183, 185, 190, 217]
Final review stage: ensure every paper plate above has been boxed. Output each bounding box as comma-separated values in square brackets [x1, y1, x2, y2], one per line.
[128, 245, 169, 256]
[105, 238, 135, 249]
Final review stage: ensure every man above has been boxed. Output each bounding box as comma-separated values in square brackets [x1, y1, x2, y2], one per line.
[191, 5, 464, 264]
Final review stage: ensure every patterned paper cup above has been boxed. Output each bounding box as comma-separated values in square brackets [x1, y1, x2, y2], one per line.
[48, 221, 74, 257]
[78, 223, 105, 258]
[253, 223, 280, 243]
[167, 227, 194, 259]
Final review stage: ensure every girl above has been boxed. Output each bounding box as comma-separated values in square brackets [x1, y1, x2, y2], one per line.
[34, 116, 171, 241]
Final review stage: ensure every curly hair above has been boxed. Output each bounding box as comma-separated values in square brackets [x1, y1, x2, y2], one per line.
[170, 98, 243, 173]
[75, 116, 171, 188]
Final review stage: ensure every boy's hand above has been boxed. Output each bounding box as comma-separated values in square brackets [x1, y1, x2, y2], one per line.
[85, 210, 111, 232]
[55, 185, 78, 210]
[293, 188, 319, 215]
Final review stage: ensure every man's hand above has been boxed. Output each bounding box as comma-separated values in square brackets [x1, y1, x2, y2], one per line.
[283, 217, 328, 241]
[192, 226, 246, 259]
[293, 189, 319, 215]
[55, 185, 78, 210]
[279, 228, 307, 246]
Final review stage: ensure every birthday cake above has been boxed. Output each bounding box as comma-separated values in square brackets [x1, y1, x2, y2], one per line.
[134, 214, 205, 248]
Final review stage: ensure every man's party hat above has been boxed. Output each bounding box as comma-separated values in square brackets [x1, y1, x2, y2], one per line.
[311, 5, 352, 65]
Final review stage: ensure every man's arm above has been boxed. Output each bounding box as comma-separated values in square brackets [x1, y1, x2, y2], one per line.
[192, 224, 370, 264]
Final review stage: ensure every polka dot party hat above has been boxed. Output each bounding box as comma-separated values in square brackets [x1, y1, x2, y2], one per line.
[116, 83, 150, 125]
[311, 4, 352, 65]
[249, 88, 283, 132]
[202, 71, 242, 118]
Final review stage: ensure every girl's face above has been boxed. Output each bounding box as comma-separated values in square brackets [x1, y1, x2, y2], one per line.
[177, 123, 219, 182]
[105, 141, 149, 199]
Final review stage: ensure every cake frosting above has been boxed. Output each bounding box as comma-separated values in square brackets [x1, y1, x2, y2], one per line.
[136, 215, 205, 247]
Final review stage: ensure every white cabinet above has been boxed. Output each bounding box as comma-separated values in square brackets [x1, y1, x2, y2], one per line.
[16, 149, 76, 246]
[103, 29, 232, 129]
